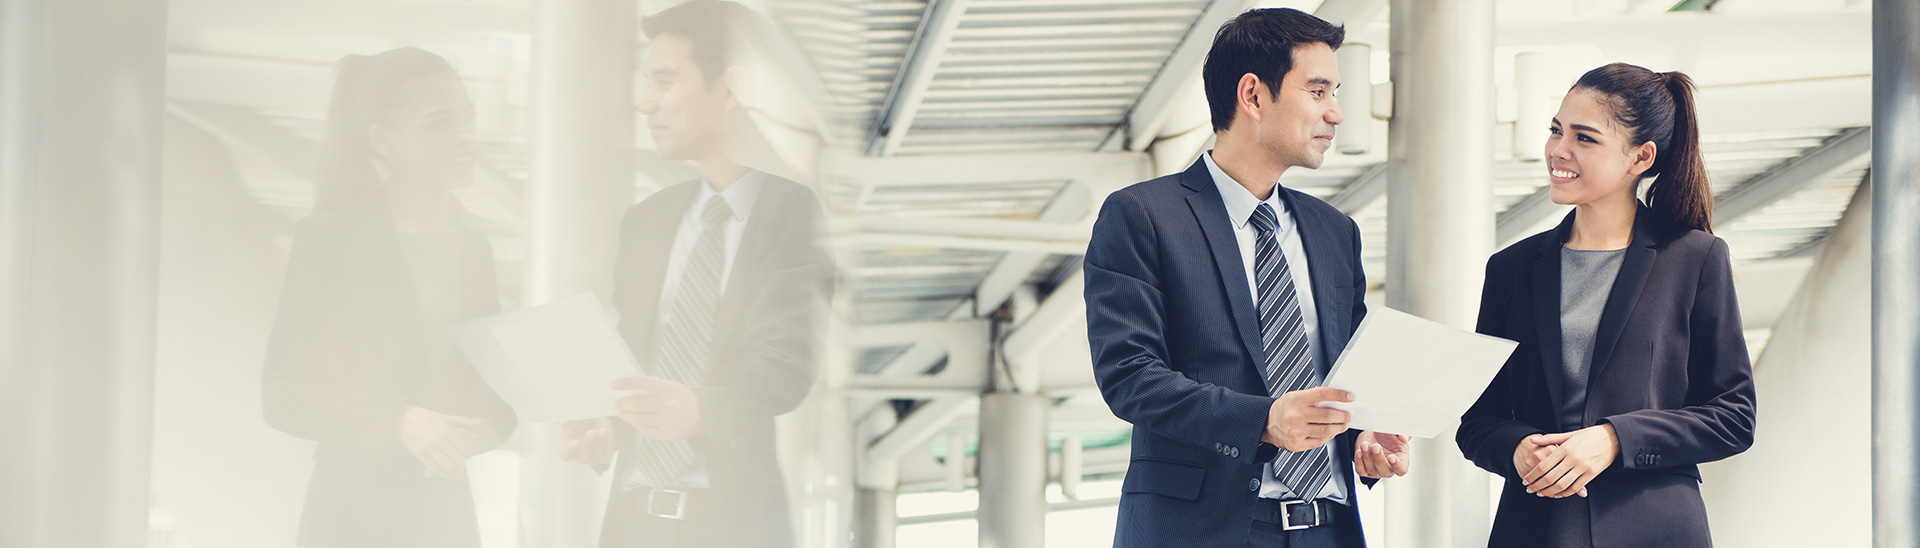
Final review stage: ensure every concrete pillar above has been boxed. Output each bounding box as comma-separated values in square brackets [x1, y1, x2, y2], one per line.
[1384, 0, 1496, 547]
[0, 0, 167, 546]
[518, 0, 636, 546]
[1873, 0, 1920, 545]
[976, 393, 1048, 548]
[854, 488, 899, 548]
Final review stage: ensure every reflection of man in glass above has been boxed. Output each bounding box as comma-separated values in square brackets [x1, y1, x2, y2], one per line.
[262, 47, 514, 548]
[558, 2, 833, 547]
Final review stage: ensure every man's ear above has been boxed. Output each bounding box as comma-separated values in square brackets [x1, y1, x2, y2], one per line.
[1627, 141, 1658, 178]
[1238, 72, 1266, 123]
[717, 66, 744, 112]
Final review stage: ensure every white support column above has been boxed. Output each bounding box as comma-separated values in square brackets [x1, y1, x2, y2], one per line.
[976, 393, 1048, 548]
[1873, 0, 1920, 545]
[518, 0, 636, 546]
[976, 293, 1048, 548]
[0, 0, 166, 546]
[854, 487, 899, 548]
[1384, 0, 1496, 547]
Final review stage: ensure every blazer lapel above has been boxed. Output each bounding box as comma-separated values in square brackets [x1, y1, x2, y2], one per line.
[621, 183, 701, 374]
[1533, 212, 1573, 418]
[1180, 160, 1269, 375]
[1583, 208, 1660, 400]
[1278, 188, 1350, 375]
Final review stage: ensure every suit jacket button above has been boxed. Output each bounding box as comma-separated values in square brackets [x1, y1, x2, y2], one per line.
[1248, 479, 1260, 491]
[1231, 447, 1240, 458]
[1215, 442, 1224, 452]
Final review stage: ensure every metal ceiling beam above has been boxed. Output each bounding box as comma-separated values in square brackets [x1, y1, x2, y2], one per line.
[1097, 0, 1258, 152]
[832, 233, 1088, 255]
[1109, 0, 1387, 153]
[834, 216, 1092, 244]
[166, 101, 318, 179]
[1326, 162, 1387, 214]
[865, 0, 970, 157]
[1496, 126, 1871, 247]
[1001, 271, 1085, 374]
[824, 150, 1149, 190]
[1715, 126, 1872, 226]
[867, 397, 977, 463]
[1495, 186, 1564, 246]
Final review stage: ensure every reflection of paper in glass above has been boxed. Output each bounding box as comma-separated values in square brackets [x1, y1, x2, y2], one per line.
[1317, 306, 1519, 439]
[453, 293, 639, 423]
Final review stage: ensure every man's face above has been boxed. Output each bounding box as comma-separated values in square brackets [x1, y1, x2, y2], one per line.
[640, 33, 733, 161]
[1252, 42, 1344, 170]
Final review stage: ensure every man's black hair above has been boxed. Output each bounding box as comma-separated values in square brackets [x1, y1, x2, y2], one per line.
[1201, 8, 1345, 132]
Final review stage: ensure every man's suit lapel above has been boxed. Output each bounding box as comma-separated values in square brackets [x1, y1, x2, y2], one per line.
[1180, 160, 1269, 375]
[1277, 188, 1350, 375]
[622, 182, 702, 374]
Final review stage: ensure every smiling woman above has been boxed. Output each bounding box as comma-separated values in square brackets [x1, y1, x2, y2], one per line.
[1545, 63, 1714, 241]
[1458, 62, 1756, 548]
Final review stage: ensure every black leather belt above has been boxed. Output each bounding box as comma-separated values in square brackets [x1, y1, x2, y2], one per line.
[1252, 498, 1340, 531]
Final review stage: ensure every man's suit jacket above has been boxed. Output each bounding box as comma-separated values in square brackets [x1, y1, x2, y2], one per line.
[1458, 208, 1756, 547]
[604, 174, 833, 546]
[1084, 158, 1373, 547]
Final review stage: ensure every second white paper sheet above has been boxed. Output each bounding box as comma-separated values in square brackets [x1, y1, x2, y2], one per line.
[1318, 306, 1518, 439]
[453, 292, 639, 423]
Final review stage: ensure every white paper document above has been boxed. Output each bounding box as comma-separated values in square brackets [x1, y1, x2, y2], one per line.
[453, 292, 639, 423]
[1318, 306, 1519, 439]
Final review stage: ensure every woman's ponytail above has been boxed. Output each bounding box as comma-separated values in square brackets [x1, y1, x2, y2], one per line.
[1645, 71, 1712, 234]
[1571, 63, 1714, 234]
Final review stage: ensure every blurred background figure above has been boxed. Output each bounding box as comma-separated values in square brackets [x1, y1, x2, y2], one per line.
[2, 1, 1904, 548]
[260, 47, 516, 548]
[556, 2, 835, 547]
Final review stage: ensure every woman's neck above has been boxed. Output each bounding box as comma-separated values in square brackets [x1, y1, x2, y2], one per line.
[388, 182, 456, 234]
[1567, 193, 1638, 251]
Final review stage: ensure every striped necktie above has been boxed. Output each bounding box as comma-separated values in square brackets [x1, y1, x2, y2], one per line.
[629, 196, 732, 488]
[1249, 202, 1333, 501]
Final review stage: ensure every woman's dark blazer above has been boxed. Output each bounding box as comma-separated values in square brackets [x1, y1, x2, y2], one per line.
[1457, 208, 1756, 548]
[262, 211, 517, 548]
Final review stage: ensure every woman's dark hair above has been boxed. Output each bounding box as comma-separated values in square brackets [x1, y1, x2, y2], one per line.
[1201, 8, 1345, 133]
[314, 47, 459, 216]
[1571, 62, 1713, 234]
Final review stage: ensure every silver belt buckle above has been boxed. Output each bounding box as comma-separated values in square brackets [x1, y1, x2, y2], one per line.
[1280, 499, 1319, 531]
[646, 489, 689, 520]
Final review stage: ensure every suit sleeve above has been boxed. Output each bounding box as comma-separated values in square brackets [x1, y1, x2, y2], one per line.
[260, 219, 410, 452]
[1084, 190, 1276, 465]
[1457, 255, 1547, 480]
[1598, 237, 1757, 469]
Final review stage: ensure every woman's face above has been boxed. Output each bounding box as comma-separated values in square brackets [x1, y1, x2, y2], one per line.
[1545, 89, 1656, 207]
[370, 73, 477, 190]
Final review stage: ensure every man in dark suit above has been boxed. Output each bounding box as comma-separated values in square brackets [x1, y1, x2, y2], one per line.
[1084, 8, 1409, 548]
[556, 2, 833, 547]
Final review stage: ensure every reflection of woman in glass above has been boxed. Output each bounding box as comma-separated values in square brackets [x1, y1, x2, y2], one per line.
[262, 47, 514, 548]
